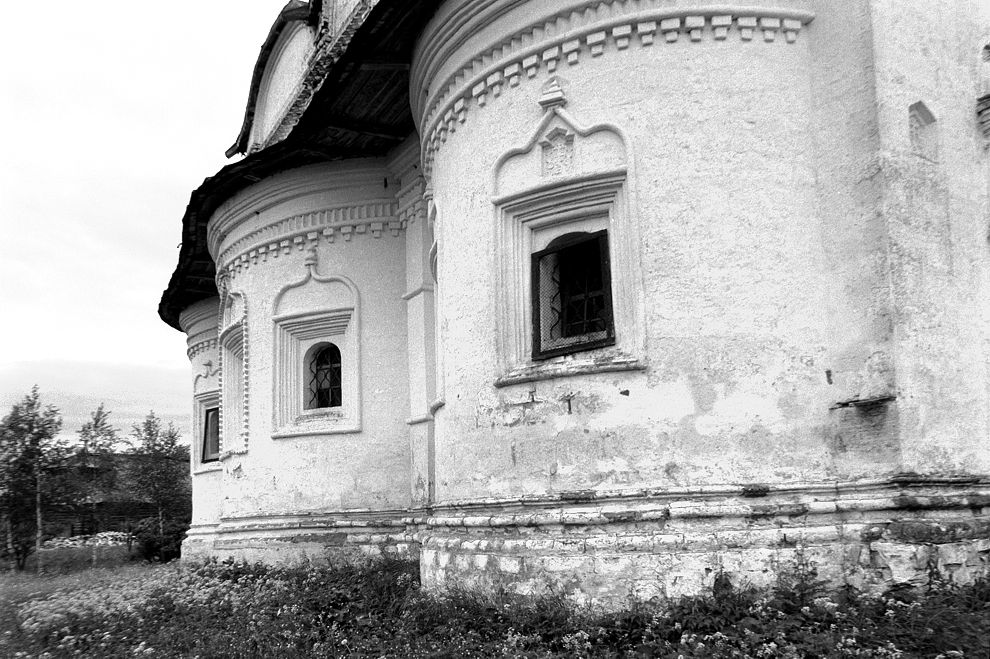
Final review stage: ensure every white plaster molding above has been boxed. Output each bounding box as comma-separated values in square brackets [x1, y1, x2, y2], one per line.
[179, 300, 221, 334]
[193, 391, 221, 472]
[211, 509, 415, 533]
[491, 78, 629, 197]
[271, 248, 362, 437]
[216, 199, 402, 276]
[218, 291, 249, 456]
[187, 338, 218, 361]
[413, 2, 815, 177]
[193, 358, 221, 392]
[423, 476, 990, 521]
[220, 291, 246, 335]
[492, 93, 645, 384]
[181, 298, 220, 361]
[495, 172, 645, 385]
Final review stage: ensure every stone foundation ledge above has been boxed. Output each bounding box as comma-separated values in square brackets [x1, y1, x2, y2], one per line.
[180, 511, 418, 564]
[418, 477, 990, 604]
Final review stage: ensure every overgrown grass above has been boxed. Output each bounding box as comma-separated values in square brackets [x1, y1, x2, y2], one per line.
[0, 564, 154, 658]
[22, 544, 135, 574]
[3, 557, 988, 658]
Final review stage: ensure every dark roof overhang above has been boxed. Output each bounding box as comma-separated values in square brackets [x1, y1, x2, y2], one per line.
[158, 0, 441, 330]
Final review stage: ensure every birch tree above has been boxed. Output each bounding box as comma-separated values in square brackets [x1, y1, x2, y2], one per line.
[75, 404, 120, 565]
[129, 412, 188, 536]
[0, 387, 65, 572]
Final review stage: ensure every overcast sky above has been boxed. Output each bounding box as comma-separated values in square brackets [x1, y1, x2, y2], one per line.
[0, 1, 285, 440]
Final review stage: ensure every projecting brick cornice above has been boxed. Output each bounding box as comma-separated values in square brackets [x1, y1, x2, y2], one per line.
[412, 2, 815, 176]
[216, 201, 403, 280]
[187, 338, 218, 361]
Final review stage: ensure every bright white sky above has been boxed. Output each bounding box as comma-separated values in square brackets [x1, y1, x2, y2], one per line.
[0, 1, 285, 439]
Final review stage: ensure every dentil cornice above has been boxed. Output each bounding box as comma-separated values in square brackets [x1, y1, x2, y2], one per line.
[412, 1, 815, 177]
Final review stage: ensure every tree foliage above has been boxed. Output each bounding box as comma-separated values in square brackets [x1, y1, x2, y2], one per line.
[72, 404, 121, 516]
[128, 412, 190, 538]
[72, 404, 121, 562]
[0, 387, 67, 570]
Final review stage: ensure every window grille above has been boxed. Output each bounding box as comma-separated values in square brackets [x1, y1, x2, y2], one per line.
[202, 407, 220, 462]
[531, 230, 614, 360]
[307, 343, 342, 409]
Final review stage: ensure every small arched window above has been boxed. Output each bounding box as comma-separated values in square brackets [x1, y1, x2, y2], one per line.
[306, 343, 342, 409]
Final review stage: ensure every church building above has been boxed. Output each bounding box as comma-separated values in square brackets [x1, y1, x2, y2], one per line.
[160, 0, 990, 601]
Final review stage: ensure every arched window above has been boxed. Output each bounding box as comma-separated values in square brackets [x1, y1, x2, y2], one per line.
[306, 343, 342, 409]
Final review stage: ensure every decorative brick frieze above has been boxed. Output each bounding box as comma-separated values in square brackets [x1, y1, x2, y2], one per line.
[186, 338, 218, 361]
[414, 4, 815, 177]
[216, 200, 402, 279]
[396, 174, 427, 227]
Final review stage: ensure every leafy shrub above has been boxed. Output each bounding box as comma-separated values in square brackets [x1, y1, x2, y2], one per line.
[7, 556, 990, 658]
[131, 517, 187, 562]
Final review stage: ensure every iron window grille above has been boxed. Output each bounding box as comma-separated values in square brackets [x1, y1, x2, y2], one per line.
[202, 407, 220, 463]
[531, 230, 615, 360]
[307, 343, 342, 409]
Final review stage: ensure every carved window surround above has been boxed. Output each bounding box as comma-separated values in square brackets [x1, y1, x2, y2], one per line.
[218, 321, 249, 458]
[193, 391, 222, 475]
[272, 309, 360, 437]
[495, 171, 644, 386]
[218, 291, 249, 458]
[489, 81, 645, 386]
[271, 250, 362, 438]
[415, 4, 814, 177]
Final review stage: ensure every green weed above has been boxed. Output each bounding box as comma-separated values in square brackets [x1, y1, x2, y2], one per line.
[3, 557, 988, 658]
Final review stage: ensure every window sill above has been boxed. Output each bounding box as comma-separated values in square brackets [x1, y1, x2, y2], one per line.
[272, 417, 361, 439]
[495, 351, 645, 387]
[193, 463, 223, 475]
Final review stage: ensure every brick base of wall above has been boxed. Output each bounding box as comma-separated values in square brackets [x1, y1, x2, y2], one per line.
[183, 476, 990, 605]
[419, 476, 990, 605]
[181, 510, 419, 564]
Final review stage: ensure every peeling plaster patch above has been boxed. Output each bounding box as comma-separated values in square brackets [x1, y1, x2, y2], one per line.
[694, 392, 784, 436]
[597, 380, 695, 425]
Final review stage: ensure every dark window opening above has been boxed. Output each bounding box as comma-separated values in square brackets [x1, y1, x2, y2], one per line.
[202, 407, 220, 463]
[307, 343, 342, 409]
[532, 230, 614, 360]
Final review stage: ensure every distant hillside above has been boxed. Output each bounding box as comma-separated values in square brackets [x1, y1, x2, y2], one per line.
[0, 360, 191, 443]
